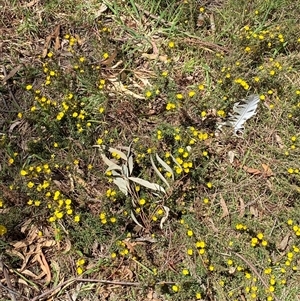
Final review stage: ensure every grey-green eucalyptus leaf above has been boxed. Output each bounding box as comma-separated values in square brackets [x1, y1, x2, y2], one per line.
[108, 147, 127, 161]
[113, 177, 128, 195]
[150, 155, 170, 188]
[101, 154, 121, 170]
[160, 206, 170, 229]
[128, 177, 166, 193]
[155, 153, 174, 180]
[130, 210, 144, 228]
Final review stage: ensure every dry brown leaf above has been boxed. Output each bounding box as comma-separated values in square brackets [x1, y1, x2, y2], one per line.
[228, 150, 235, 164]
[41, 240, 56, 248]
[207, 217, 219, 232]
[142, 40, 160, 60]
[275, 134, 285, 149]
[239, 198, 245, 218]
[2, 65, 22, 82]
[100, 50, 118, 66]
[40, 251, 52, 283]
[12, 241, 28, 249]
[142, 53, 159, 60]
[108, 79, 145, 99]
[42, 25, 61, 58]
[94, 3, 108, 18]
[23, 0, 40, 7]
[147, 289, 154, 300]
[220, 194, 229, 219]
[158, 55, 168, 62]
[243, 165, 261, 175]
[249, 205, 258, 217]
[74, 34, 84, 45]
[277, 233, 290, 251]
[261, 163, 274, 177]
[19, 269, 40, 279]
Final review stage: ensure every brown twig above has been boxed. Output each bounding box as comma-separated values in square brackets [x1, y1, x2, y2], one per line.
[30, 277, 140, 301]
[0, 282, 30, 301]
[0, 259, 18, 301]
[232, 252, 280, 301]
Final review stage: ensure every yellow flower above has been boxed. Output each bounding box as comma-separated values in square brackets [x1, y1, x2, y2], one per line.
[27, 182, 34, 188]
[257, 232, 264, 240]
[188, 91, 195, 97]
[26, 84, 33, 91]
[139, 198, 146, 205]
[0, 225, 7, 236]
[168, 41, 175, 48]
[20, 169, 28, 176]
[145, 91, 152, 98]
[187, 249, 193, 255]
[187, 230, 193, 236]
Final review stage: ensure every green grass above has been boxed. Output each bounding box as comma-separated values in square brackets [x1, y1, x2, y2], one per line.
[1, 0, 300, 300]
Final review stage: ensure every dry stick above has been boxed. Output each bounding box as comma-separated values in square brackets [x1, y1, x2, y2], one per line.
[31, 277, 178, 301]
[30, 277, 140, 301]
[232, 252, 280, 301]
[2, 66, 22, 112]
[0, 282, 30, 301]
[0, 259, 17, 301]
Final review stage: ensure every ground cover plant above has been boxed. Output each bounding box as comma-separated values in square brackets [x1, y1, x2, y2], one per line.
[1, 0, 300, 300]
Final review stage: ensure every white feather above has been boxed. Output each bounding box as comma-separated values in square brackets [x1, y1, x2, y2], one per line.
[218, 94, 260, 135]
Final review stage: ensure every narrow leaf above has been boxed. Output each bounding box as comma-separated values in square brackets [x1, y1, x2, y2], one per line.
[169, 153, 182, 169]
[101, 154, 121, 170]
[122, 164, 129, 177]
[220, 194, 229, 219]
[155, 153, 174, 180]
[113, 177, 128, 195]
[130, 210, 144, 228]
[160, 206, 170, 229]
[150, 155, 170, 188]
[128, 155, 134, 176]
[128, 177, 166, 193]
[108, 147, 127, 161]
[111, 170, 121, 176]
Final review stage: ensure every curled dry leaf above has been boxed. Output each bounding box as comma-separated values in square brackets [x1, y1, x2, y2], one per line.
[275, 134, 285, 149]
[239, 198, 245, 218]
[261, 163, 274, 177]
[277, 233, 290, 251]
[243, 165, 261, 175]
[220, 194, 229, 219]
